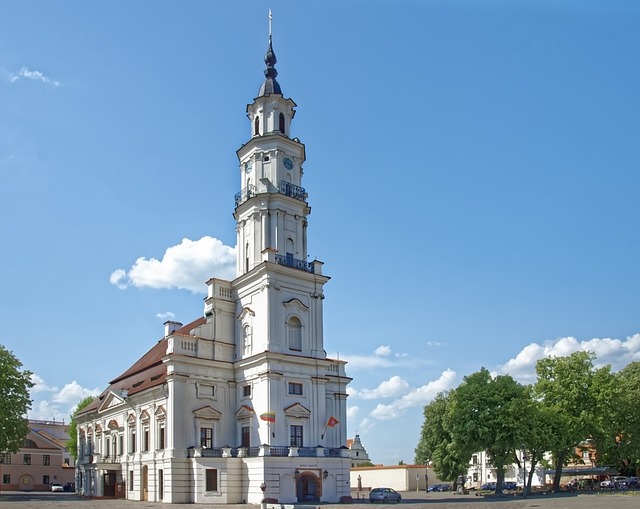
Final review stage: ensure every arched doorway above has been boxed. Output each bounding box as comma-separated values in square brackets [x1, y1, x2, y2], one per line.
[296, 472, 320, 503]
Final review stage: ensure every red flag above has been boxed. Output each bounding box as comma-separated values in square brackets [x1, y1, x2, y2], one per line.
[327, 416, 339, 427]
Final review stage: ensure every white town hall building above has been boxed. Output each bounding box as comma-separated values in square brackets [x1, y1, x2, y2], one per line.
[75, 25, 352, 504]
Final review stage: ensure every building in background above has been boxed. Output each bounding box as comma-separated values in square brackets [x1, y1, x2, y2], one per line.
[73, 25, 351, 505]
[347, 435, 371, 468]
[0, 420, 75, 491]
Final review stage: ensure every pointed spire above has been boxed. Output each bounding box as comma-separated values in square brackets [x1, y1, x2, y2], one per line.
[258, 9, 282, 97]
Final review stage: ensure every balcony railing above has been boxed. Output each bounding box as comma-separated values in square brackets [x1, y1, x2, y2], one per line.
[235, 185, 256, 207]
[187, 445, 346, 458]
[275, 254, 314, 274]
[279, 180, 306, 202]
[234, 181, 307, 207]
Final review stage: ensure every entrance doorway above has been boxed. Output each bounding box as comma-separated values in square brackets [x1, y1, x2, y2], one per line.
[296, 472, 320, 502]
[103, 471, 116, 497]
[142, 465, 148, 501]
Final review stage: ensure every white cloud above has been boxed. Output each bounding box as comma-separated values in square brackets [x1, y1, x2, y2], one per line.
[374, 345, 391, 356]
[9, 67, 61, 87]
[110, 236, 236, 294]
[347, 406, 360, 420]
[156, 311, 176, 320]
[496, 333, 640, 383]
[369, 369, 458, 420]
[351, 376, 410, 400]
[342, 346, 421, 371]
[28, 376, 100, 422]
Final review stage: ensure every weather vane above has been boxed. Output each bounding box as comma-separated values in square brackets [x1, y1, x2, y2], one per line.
[268, 9, 272, 42]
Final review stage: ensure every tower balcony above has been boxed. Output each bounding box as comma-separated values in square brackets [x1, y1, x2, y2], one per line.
[275, 253, 315, 273]
[234, 181, 307, 207]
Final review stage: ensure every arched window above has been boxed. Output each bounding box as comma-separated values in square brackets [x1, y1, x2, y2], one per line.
[286, 238, 294, 261]
[254, 116, 260, 135]
[279, 112, 285, 134]
[245, 242, 250, 273]
[288, 316, 302, 351]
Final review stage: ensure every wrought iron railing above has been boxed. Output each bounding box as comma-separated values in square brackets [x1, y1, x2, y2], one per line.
[299, 447, 316, 457]
[275, 254, 314, 273]
[279, 180, 306, 202]
[235, 185, 256, 207]
[270, 446, 289, 457]
[200, 448, 224, 458]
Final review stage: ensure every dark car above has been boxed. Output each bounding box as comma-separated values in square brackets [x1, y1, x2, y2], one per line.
[481, 482, 496, 491]
[502, 481, 517, 490]
[369, 487, 402, 503]
[63, 482, 76, 492]
[428, 483, 450, 492]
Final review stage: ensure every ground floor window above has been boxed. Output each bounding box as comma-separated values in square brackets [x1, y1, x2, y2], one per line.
[205, 469, 218, 491]
[3, 475, 9, 484]
[129, 470, 134, 490]
[43, 475, 50, 485]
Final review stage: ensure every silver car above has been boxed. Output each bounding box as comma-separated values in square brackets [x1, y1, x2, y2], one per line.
[369, 487, 402, 503]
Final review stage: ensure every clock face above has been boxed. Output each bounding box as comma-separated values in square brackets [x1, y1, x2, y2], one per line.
[245, 162, 253, 173]
[283, 157, 293, 170]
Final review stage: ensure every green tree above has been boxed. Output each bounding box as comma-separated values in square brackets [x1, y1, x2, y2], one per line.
[592, 361, 640, 474]
[448, 368, 529, 494]
[415, 391, 473, 485]
[0, 345, 34, 453]
[534, 351, 598, 492]
[66, 396, 95, 460]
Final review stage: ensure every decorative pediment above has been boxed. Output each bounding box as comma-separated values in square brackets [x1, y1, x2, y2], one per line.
[140, 410, 150, 423]
[284, 402, 311, 419]
[237, 307, 255, 321]
[95, 424, 102, 435]
[107, 419, 119, 430]
[98, 391, 128, 413]
[283, 298, 309, 312]
[127, 413, 136, 426]
[235, 404, 255, 420]
[155, 406, 166, 421]
[193, 405, 222, 421]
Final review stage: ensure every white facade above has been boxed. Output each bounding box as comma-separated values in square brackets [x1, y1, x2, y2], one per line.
[466, 450, 544, 490]
[74, 32, 351, 505]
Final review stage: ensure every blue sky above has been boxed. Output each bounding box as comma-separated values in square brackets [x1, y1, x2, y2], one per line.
[1, 1, 639, 466]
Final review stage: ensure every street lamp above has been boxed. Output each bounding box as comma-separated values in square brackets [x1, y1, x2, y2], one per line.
[323, 470, 328, 480]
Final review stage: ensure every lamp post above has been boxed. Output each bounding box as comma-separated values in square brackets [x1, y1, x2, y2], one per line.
[260, 481, 267, 508]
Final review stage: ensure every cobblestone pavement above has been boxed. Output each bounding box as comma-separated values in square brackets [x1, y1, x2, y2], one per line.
[1, 491, 639, 509]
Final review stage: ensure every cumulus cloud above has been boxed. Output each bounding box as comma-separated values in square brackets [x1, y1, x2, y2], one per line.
[496, 333, 640, 383]
[351, 376, 411, 400]
[369, 369, 458, 420]
[156, 311, 176, 320]
[9, 67, 61, 87]
[110, 236, 236, 294]
[28, 376, 101, 422]
[374, 345, 391, 356]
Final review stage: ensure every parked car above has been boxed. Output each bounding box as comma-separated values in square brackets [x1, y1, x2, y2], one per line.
[612, 476, 628, 489]
[427, 484, 450, 492]
[480, 482, 496, 491]
[627, 477, 638, 488]
[369, 487, 402, 503]
[50, 483, 64, 492]
[63, 482, 75, 492]
[502, 481, 517, 491]
[599, 479, 615, 489]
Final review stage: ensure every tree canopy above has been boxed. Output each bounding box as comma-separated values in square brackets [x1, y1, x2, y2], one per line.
[0, 345, 34, 453]
[67, 395, 95, 459]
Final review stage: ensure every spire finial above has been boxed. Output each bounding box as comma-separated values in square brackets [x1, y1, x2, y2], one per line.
[257, 9, 282, 97]
[269, 9, 272, 42]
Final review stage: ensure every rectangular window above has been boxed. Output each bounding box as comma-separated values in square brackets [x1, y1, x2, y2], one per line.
[288, 382, 303, 395]
[130, 430, 136, 453]
[43, 454, 50, 466]
[105, 438, 110, 458]
[241, 426, 250, 448]
[3, 474, 9, 484]
[129, 470, 134, 490]
[200, 428, 213, 449]
[243, 385, 251, 397]
[205, 469, 218, 491]
[158, 425, 165, 449]
[143, 428, 149, 452]
[43, 475, 50, 485]
[23, 454, 31, 465]
[0, 453, 11, 465]
[119, 435, 123, 455]
[472, 454, 478, 465]
[290, 425, 303, 447]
